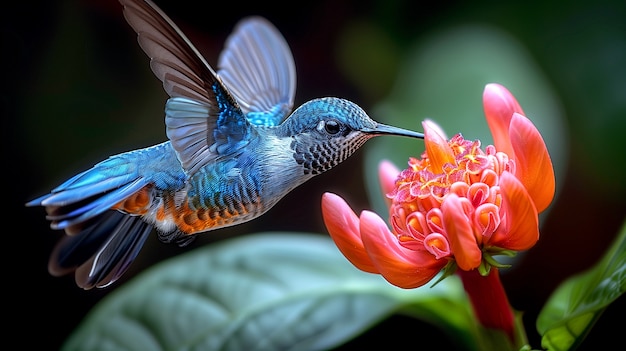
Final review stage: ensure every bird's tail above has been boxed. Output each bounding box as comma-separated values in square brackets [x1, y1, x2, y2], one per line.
[27, 147, 171, 289]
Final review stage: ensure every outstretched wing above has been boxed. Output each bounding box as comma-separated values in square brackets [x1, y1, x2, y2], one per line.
[218, 17, 297, 126]
[120, 0, 254, 175]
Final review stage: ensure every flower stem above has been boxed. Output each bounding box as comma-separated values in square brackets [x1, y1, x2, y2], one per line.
[457, 268, 516, 343]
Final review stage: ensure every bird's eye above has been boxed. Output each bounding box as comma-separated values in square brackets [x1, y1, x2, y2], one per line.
[324, 119, 341, 135]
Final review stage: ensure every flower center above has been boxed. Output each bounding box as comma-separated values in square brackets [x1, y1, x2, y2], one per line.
[388, 134, 514, 258]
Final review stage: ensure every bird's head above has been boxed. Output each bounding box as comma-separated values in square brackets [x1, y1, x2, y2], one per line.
[280, 97, 424, 175]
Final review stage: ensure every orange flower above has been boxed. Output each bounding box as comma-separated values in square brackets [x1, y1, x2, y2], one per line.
[321, 83, 555, 289]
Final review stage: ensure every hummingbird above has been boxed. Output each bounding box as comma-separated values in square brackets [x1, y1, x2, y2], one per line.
[26, 0, 424, 290]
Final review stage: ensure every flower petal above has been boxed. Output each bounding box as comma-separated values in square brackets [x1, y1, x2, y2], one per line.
[441, 194, 482, 270]
[508, 113, 555, 213]
[360, 210, 446, 288]
[490, 172, 539, 250]
[483, 83, 524, 158]
[378, 160, 400, 207]
[423, 119, 455, 174]
[321, 193, 378, 273]
[424, 233, 451, 259]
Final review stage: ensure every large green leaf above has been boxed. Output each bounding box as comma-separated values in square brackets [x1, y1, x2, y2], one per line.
[63, 233, 475, 351]
[536, 220, 626, 350]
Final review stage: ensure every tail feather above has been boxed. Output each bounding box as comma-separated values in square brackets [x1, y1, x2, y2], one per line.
[41, 174, 138, 207]
[53, 157, 136, 190]
[49, 178, 148, 230]
[27, 155, 152, 231]
[27, 150, 171, 289]
[50, 211, 153, 289]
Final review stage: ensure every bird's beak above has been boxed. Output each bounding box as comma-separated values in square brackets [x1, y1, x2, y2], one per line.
[363, 123, 424, 139]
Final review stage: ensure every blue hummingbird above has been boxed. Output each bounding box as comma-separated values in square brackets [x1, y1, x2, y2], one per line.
[26, 0, 424, 289]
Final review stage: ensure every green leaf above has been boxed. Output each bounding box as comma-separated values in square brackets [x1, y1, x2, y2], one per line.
[536, 221, 626, 350]
[62, 233, 476, 351]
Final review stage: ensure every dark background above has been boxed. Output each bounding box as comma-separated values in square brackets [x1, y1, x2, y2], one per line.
[5, 0, 625, 349]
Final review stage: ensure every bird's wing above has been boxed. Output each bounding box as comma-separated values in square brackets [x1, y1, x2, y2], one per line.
[217, 17, 297, 127]
[120, 0, 254, 175]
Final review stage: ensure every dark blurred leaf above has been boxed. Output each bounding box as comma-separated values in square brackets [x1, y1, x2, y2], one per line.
[535, 1, 626, 192]
[536, 220, 626, 350]
[62, 233, 475, 351]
